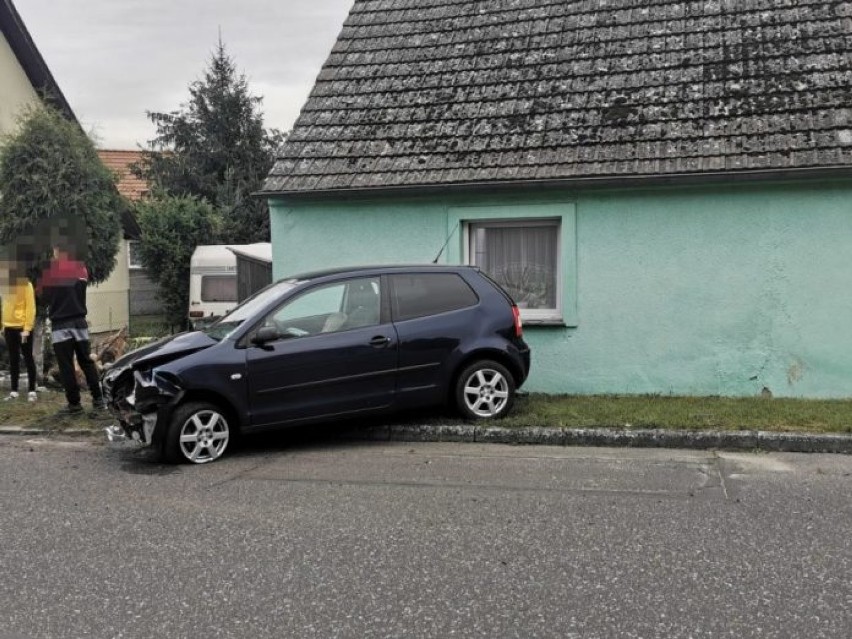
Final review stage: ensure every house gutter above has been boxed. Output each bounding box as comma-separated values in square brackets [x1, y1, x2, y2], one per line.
[256, 166, 852, 202]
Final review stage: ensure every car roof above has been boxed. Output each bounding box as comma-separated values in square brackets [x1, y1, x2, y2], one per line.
[283, 263, 480, 283]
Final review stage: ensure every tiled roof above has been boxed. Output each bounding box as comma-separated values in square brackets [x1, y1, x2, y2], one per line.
[98, 149, 148, 201]
[266, 0, 852, 194]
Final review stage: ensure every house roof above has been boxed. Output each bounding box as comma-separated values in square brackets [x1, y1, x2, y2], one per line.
[265, 0, 852, 196]
[98, 149, 148, 201]
[0, 0, 77, 122]
[227, 243, 273, 264]
[96, 149, 145, 240]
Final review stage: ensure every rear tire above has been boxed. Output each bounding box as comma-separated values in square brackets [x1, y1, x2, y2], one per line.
[163, 401, 230, 464]
[454, 360, 515, 420]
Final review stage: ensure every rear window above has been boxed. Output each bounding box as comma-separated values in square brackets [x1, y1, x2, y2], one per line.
[201, 275, 237, 302]
[391, 273, 478, 321]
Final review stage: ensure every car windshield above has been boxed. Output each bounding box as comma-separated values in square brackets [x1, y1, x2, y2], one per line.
[201, 280, 299, 341]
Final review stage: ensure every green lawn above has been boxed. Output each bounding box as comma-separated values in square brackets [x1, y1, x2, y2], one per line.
[2, 390, 851, 434]
[0, 388, 110, 430]
[490, 393, 852, 433]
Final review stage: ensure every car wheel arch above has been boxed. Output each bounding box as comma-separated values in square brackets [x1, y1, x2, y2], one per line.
[447, 349, 524, 405]
[177, 389, 244, 434]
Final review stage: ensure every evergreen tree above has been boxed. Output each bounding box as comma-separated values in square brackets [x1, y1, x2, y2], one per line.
[0, 106, 123, 283]
[134, 41, 283, 243]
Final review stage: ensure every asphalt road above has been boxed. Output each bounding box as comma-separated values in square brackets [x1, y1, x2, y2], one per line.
[0, 433, 850, 639]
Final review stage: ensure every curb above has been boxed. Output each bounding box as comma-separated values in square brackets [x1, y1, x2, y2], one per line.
[341, 424, 852, 454]
[3, 423, 852, 454]
[0, 425, 97, 438]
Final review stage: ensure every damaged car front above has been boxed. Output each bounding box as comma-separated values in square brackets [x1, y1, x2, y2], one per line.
[102, 332, 218, 447]
[102, 279, 299, 458]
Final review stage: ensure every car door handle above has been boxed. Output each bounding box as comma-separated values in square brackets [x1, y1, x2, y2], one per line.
[369, 335, 391, 347]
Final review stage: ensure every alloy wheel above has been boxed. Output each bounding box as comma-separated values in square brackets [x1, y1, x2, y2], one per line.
[462, 368, 510, 418]
[178, 409, 229, 463]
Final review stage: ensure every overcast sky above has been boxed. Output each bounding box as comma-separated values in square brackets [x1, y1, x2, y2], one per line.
[16, 0, 354, 149]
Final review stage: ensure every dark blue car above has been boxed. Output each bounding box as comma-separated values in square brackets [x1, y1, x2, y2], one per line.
[104, 265, 531, 464]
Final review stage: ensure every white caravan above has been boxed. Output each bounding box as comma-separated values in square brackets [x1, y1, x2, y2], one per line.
[188, 245, 238, 326]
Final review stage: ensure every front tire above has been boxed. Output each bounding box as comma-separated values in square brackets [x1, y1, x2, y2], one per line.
[163, 401, 230, 464]
[455, 360, 515, 420]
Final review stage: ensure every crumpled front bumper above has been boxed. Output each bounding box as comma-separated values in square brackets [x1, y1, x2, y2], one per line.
[105, 423, 129, 442]
[103, 401, 159, 445]
[103, 368, 183, 447]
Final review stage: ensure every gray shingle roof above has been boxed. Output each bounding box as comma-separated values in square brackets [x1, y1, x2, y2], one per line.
[265, 0, 852, 194]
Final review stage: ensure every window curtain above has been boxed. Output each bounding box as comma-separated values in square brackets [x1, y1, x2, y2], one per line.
[473, 226, 557, 309]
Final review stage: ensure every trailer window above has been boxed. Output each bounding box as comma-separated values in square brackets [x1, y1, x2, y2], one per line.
[201, 275, 237, 302]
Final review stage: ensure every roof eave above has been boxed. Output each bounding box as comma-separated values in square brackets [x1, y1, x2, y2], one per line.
[258, 166, 852, 202]
[0, 0, 78, 124]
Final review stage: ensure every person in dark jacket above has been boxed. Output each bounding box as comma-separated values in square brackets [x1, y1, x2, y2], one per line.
[38, 243, 104, 415]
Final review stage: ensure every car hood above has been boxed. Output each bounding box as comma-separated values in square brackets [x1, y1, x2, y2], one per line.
[111, 331, 219, 372]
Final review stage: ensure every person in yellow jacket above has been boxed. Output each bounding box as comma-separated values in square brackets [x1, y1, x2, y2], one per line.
[2, 269, 37, 402]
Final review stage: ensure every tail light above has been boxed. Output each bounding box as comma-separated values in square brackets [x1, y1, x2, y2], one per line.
[511, 305, 523, 338]
[189, 311, 204, 318]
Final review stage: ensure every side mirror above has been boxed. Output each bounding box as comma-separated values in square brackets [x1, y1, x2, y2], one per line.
[251, 326, 280, 346]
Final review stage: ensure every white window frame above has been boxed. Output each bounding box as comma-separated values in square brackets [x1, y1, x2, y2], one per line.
[127, 240, 143, 269]
[447, 202, 577, 326]
[467, 218, 562, 322]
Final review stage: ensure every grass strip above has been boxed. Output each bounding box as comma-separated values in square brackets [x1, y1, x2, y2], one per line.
[491, 394, 852, 433]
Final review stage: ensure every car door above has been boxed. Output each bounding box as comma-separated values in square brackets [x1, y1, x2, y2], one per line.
[245, 276, 398, 428]
[389, 272, 480, 407]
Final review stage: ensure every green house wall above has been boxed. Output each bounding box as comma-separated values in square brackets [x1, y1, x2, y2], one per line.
[269, 180, 852, 398]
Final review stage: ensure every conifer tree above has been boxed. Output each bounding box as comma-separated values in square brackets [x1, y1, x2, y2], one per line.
[135, 41, 283, 243]
[0, 106, 123, 283]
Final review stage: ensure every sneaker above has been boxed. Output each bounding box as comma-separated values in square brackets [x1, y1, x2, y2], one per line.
[4, 392, 19, 401]
[56, 404, 84, 416]
[89, 399, 109, 418]
[27, 391, 37, 403]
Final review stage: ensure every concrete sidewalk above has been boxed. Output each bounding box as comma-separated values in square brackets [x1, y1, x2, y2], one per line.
[2, 421, 851, 454]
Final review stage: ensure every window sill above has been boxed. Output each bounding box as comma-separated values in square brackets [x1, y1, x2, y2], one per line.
[521, 318, 567, 327]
